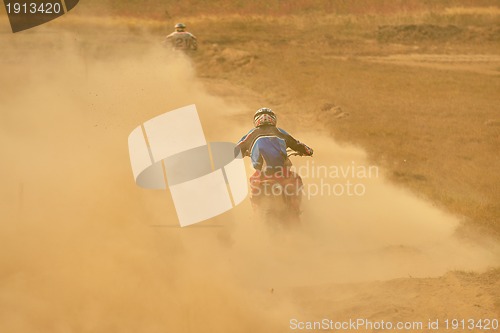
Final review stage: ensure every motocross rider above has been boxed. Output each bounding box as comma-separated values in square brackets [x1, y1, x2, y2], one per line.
[163, 23, 198, 51]
[235, 108, 313, 211]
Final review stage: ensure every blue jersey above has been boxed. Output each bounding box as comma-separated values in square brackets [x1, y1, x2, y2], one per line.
[235, 126, 312, 170]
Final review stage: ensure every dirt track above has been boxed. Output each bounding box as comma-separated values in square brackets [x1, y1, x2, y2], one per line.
[354, 54, 500, 76]
[0, 14, 499, 333]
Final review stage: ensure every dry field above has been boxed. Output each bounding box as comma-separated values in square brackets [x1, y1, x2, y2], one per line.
[0, 1, 499, 332]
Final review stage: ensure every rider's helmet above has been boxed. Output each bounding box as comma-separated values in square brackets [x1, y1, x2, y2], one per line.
[175, 23, 186, 32]
[253, 107, 277, 127]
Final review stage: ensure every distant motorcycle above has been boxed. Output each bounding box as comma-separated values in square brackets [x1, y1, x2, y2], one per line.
[250, 149, 310, 223]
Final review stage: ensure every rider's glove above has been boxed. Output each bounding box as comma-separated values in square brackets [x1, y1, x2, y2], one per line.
[304, 145, 314, 156]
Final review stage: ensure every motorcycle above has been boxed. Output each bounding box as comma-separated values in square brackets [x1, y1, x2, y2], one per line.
[250, 149, 308, 223]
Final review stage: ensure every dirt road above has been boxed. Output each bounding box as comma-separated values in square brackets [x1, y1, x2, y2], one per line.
[0, 16, 499, 333]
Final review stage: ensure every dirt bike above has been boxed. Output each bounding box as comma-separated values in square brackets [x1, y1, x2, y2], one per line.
[250, 149, 308, 223]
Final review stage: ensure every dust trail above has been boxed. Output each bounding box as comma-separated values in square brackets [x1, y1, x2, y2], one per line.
[0, 30, 292, 333]
[231, 135, 499, 286]
[0, 26, 498, 333]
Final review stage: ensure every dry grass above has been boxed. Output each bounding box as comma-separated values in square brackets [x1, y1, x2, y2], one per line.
[78, 0, 500, 18]
[73, 3, 499, 41]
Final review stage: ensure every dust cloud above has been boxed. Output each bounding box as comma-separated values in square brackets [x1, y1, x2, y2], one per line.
[0, 27, 497, 332]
